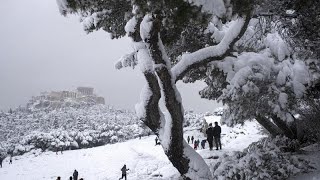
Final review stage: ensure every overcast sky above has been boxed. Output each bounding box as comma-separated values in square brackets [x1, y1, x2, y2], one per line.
[0, 0, 221, 112]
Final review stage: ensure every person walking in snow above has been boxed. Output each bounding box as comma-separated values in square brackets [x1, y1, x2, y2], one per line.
[206, 123, 214, 150]
[9, 155, 12, 164]
[201, 139, 206, 149]
[155, 137, 160, 145]
[213, 122, 222, 150]
[73, 169, 79, 180]
[155, 137, 158, 145]
[191, 136, 194, 144]
[69, 176, 73, 180]
[0, 156, 3, 168]
[187, 136, 190, 144]
[119, 164, 129, 180]
[194, 139, 200, 150]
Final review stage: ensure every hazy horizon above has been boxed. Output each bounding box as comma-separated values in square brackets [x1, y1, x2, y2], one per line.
[0, 0, 221, 113]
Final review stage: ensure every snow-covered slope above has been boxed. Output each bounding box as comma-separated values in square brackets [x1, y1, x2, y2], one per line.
[0, 120, 266, 180]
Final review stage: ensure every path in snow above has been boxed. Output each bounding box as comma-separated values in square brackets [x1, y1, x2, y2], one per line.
[0, 121, 265, 180]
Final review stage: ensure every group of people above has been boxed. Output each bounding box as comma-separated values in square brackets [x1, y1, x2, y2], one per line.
[56, 169, 84, 180]
[0, 155, 13, 168]
[187, 121, 222, 151]
[206, 122, 222, 150]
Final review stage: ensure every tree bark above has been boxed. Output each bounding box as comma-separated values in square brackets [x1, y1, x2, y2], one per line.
[255, 115, 283, 137]
[271, 115, 297, 139]
[144, 16, 212, 180]
[142, 72, 161, 134]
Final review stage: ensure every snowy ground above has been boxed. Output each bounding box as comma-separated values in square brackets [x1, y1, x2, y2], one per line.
[0, 120, 268, 180]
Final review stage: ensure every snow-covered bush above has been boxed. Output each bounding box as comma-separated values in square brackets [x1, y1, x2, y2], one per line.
[213, 136, 311, 180]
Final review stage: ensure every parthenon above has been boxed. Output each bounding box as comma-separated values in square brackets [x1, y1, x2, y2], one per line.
[30, 86, 105, 105]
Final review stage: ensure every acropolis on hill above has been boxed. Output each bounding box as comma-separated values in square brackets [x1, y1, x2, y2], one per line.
[28, 87, 105, 107]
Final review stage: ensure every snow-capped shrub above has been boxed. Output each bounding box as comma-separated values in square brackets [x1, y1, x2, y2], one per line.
[213, 136, 311, 180]
[110, 136, 118, 143]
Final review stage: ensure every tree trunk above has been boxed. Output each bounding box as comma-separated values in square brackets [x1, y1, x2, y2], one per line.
[271, 115, 297, 139]
[144, 16, 212, 180]
[256, 115, 283, 137]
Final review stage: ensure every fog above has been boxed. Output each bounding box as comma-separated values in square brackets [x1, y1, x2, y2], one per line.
[0, 0, 221, 112]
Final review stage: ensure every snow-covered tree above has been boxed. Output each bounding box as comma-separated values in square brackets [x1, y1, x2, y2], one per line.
[198, 2, 320, 140]
[56, 0, 253, 179]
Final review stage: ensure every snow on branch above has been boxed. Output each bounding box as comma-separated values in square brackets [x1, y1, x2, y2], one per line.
[115, 42, 149, 71]
[140, 14, 153, 42]
[172, 18, 245, 80]
[135, 85, 152, 119]
[56, 0, 70, 15]
[115, 51, 138, 70]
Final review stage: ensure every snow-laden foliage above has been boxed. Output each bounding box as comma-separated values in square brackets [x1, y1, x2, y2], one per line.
[0, 101, 149, 155]
[0, 99, 207, 156]
[213, 136, 311, 180]
[202, 32, 312, 125]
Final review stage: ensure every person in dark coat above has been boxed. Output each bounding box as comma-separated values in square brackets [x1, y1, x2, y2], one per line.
[119, 164, 129, 180]
[201, 139, 206, 149]
[191, 136, 194, 144]
[69, 176, 73, 180]
[155, 137, 160, 145]
[0, 157, 3, 168]
[9, 155, 12, 164]
[187, 136, 190, 144]
[206, 123, 214, 150]
[73, 169, 79, 180]
[213, 122, 222, 150]
[193, 140, 197, 150]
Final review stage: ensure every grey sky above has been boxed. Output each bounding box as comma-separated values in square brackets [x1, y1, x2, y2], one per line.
[0, 0, 221, 112]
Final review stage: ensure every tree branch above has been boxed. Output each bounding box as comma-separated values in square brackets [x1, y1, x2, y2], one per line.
[172, 5, 253, 82]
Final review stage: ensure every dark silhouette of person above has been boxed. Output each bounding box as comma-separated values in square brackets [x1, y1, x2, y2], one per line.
[206, 123, 214, 150]
[9, 155, 12, 164]
[155, 137, 158, 145]
[193, 140, 197, 150]
[56, 177, 61, 180]
[0, 157, 3, 168]
[213, 122, 222, 150]
[119, 164, 129, 180]
[187, 136, 190, 144]
[73, 169, 79, 180]
[191, 136, 194, 144]
[155, 137, 160, 145]
[201, 139, 206, 149]
[69, 176, 73, 180]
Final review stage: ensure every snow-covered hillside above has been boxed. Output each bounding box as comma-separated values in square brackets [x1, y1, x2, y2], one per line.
[0, 120, 266, 180]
